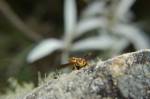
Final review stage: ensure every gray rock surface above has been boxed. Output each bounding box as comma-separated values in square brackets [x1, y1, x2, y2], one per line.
[23, 49, 150, 99]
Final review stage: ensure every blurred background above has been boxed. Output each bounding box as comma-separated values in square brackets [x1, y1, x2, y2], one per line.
[0, 0, 150, 97]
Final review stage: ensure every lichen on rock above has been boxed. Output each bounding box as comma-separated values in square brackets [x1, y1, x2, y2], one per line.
[23, 49, 150, 99]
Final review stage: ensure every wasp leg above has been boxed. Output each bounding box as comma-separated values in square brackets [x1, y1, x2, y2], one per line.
[73, 65, 78, 70]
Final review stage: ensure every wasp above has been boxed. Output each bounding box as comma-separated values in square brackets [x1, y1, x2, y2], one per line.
[60, 57, 89, 70]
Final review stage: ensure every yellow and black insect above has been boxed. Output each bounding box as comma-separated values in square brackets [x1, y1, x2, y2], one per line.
[69, 57, 88, 70]
[60, 57, 89, 70]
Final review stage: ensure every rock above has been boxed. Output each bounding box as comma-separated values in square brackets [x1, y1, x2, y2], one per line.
[23, 49, 150, 99]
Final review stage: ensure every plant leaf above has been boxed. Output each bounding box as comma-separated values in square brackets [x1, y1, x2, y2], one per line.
[113, 24, 150, 49]
[71, 34, 115, 51]
[75, 17, 107, 38]
[64, 0, 77, 35]
[116, 0, 135, 21]
[82, 1, 106, 17]
[27, 39, 63, 63]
